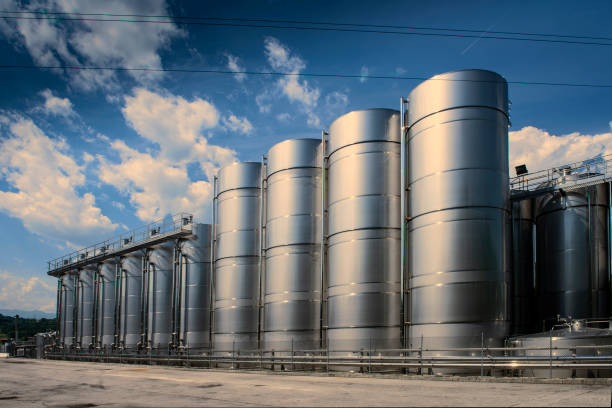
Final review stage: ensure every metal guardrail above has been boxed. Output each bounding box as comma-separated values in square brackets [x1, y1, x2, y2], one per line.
[510, 154, 612, 197]
[47, 213, 194, 275]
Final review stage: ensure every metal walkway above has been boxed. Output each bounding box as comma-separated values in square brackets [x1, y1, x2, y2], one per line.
[510, 154, 612, 200]
[47, 213, 194, 277]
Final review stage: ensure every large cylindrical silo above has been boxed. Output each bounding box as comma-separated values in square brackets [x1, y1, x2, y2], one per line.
[119, 251, 143, 350]
[214, 162, 262, 353]
[59, 272, 77, 347]
[147, 242, 174, 350]
[511, 198, 536, 335]
[76, 265, 96, 349]
[96, 260, 118, 348]
[535, 183, 610, 328]
[179, 223, 212, 351]
[264, 138, 322, 352]
[327, 109, 402, 353]
[407, 70, 510, 357]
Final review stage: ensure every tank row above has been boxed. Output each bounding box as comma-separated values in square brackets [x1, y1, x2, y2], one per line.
[53, 69, 612, 359]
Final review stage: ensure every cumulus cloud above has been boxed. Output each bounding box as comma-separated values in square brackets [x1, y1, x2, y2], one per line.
[360, 66, 369, 83]
[225, 53, 246, 82]
[263, 37, 321, 126]
[99, 89, 237, 221]
[509, 125, 612, 174]
[255, 91, 272, 113]
[223, 114, 253, 134]
[40, 89, 75, 117]
[325, 91, 349, 111]
[0, 115, 116, 247]
[0, 0, 182, 91]
[276, 113, 290, 122]
[0, 271, 57, 313]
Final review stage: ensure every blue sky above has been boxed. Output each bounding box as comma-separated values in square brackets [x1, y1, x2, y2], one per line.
[1, 0, 612, 313]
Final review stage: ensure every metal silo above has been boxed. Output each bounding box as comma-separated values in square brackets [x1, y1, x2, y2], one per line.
[179, 223, 212, 351]
[96, 260, 118, 349]
[264, 138, 322, 352]
[119, 251, 143, 350]
[214, 162, 262, 353]
[59, 272, 76, 347]
[326, 109, 402, 354]
[147, 242, 174, 350]
[407, 70, 510, 358]
[535, 183, 610, 329]
[511, 198, 536, 335]
[76, 266, 96, 349]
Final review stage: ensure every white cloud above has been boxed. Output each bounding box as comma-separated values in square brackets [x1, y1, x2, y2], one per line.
[225, 53, 246, 82]
[111, 201, 125, 210]
[0, 0, 182, 91]
[98, 88, 237, 221]
[223, 114, 253, 134]
[360, 66, 369, 83]
[0, 115, 116, 247]
[325, 91, 349, 111]
[395, 67, 406, 75]
[263, 37, 320, 127]
[40, 89, 75, 117]
[0, 271, 57, 313]
[509, 125, 612, 174]
[276, 113, 290, 122]
[122, 88, 219, 162]
[256, 91, 272, 113]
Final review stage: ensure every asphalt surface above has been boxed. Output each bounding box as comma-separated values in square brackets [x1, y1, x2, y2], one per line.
[0, 358, 610, 407]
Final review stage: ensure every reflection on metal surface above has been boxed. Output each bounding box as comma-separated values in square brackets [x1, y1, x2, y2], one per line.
[59, 272, 76, 347]
[327, 108, 401, 353]
[147, 242, 174, 349]
[77, 265, 96, 349]
[407, 70, 510, 362]
[214, 162, 262, 352]
[264, 138, 322, 352]
[535, 183, 610, 329]
[179, 223, 212, 351]
[96, 260, 117, 348]
[119, 252, 142, 349]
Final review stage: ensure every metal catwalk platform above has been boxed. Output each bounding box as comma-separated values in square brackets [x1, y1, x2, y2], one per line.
[47, 213, 194, 277]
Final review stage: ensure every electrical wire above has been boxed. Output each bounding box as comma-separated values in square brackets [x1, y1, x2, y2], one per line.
[1, 64, 611, 88]
[1, 14, 612, 47]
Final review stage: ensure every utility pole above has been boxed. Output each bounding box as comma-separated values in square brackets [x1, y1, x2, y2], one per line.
[14, 314, 19, 342]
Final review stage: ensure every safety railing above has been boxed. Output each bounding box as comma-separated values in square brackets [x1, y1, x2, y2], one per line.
[510, 154, 612, 195]
[47, 213, 193, 273]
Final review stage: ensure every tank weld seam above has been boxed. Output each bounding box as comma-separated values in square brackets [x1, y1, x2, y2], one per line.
[409, 280, 507, 290]
[216, 228, 260, 236]
[216, 186, 260, 198]
[264, 243, 320, 253]
[408, 166, 508, 186]
[407, 105, 508, 131]
[327, 324, 401, 329]
[265, 165, 321, 179]
[328, 145, 399, 164]
[326, 228, 400, 241]
[327, 192, 400, 207]
[408, 207, 508, 228]
[265, 212, 321, 223]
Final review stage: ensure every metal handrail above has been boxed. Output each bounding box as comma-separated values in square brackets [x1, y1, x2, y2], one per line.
[47, 213, 194, 273]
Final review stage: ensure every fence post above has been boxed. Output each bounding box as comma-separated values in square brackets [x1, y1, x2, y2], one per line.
[480, 332, 484, 377]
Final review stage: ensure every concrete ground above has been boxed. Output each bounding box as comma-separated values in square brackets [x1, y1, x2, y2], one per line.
[0, 358, 610, 407]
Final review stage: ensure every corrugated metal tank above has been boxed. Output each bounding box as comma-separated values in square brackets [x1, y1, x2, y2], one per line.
[96, 260, 117, 348]
[119, 252, 142, 349]
[326, 109, 402, 353]
[264, 138, 322, 352]
[179, 223, 212, 351]
[214, 162, 262, 352]
[407, 70, 510, 357]
[60, 272, 77, 347]
[147, 242, 174, 349]
[76, 266, 96, 349]
[535, 183, 610, 328]
[512, 198, 536, 335]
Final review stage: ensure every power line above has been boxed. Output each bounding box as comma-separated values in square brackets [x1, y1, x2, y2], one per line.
[2, 14, 612, 47]
[1, 64, 612, 88]
[3, 10, 612, 43]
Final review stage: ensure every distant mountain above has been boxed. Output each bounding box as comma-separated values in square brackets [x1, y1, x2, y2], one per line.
[0, 309, 55, 320]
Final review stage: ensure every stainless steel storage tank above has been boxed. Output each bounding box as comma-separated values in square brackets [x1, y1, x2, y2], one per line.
[512, 198, 536, 335]
[264, 138, 322, 352]
[535, 183, 610, 329]
[214, 162, 262, 353]
[147, 242, 174, 350]
[119, 251, 143, 350]
[96, 259, 118, 348]
[407, 70, 511, 358]
[76, 265, 96, 349]
[327, 109, 402, 353]
[59, 272, 77, 347]
[179, 223, 212, 351]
